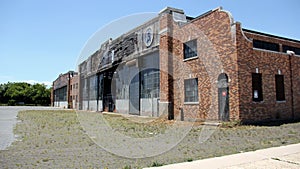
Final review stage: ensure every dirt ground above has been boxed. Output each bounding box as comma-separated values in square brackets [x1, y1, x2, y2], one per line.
[0, 110, 300, 169]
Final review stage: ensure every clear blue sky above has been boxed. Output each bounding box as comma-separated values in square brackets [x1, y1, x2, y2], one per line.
[0, 0, 299, 87]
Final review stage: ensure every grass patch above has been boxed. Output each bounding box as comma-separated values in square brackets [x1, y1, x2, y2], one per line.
[1, 109, 300, 169]
[150, 161, 164, 167]
[220, 120, 242, 128]
[102, 113, 168, 138]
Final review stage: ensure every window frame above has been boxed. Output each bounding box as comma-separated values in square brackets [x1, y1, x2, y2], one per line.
[184, 78, 199, 104]
[183, 39, 198, 60]
[253, 39, 279, 52]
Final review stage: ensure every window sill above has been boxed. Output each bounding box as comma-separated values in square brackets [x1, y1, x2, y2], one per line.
[276, 100, 286, 103]
[252, 101, 264, 103]
[184, 102, 199, 105]
[183, 56, 198, 62]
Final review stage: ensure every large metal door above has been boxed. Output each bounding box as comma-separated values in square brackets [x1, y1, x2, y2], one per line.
[129, 71, 140, 115]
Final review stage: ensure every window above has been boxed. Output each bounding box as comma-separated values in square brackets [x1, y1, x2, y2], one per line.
[89, 75, 97, 100]
[252, 73, 263, 102]
[141, 69, 160, 98]
[253, 40, 279, 52]
[282, 45, 300, 55]
[184, 39, 197, 59]
[275, 75, 285, 101]
[184, 78, 199, 103]
[54, 86, 67, 101]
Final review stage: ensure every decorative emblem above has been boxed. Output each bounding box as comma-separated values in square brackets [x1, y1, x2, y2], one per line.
[144, 26, 153, 47]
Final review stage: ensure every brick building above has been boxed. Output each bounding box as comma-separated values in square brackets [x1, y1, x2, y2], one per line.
[78, 7, 300, 122]
[51, 71, 79, 109]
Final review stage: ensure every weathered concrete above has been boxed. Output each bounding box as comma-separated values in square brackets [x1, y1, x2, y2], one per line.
[145, 143, 300, 169]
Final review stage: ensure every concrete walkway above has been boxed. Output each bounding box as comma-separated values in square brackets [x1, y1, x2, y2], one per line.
[145, 143, 300, 169]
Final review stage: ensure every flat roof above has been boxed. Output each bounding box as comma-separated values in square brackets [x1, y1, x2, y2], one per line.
[243, 28, 300, 44]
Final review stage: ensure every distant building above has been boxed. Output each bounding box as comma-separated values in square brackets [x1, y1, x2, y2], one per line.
[75, 7, 300, 122]
[51, 71, 78, 109]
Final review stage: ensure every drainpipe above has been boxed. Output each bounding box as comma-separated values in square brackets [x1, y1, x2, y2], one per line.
[287, 50, 295, 120]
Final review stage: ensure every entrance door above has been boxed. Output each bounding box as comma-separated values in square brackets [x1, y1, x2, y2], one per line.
[102, 70, 116, 112]
[218, 73, 229, 121]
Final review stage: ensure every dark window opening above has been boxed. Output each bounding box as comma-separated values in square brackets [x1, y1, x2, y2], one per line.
[54, 86, 67, 101]
[282, 45, 300, 55]
[275, 75, 285, 101]
[184, 39, 197, 59]
[252, 73, 263, 102]
[184, 78, 199, 102]
[253, 39, 279, 52]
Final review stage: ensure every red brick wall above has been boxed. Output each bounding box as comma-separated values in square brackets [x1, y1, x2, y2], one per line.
[70, 75, 79, 109]
[159, 7, 300, 122]
[159, 8, 240, 121]
[292, 56, 300, 119]
[236, 24, 300, 122]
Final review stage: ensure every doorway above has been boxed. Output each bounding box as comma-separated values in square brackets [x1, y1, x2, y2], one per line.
[102, 68, 116, 112]
[218, 73, 229, 121]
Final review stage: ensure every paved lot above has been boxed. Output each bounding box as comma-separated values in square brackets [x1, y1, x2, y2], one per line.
[146, 143, 300, 169]
[0, 106, 61, 150]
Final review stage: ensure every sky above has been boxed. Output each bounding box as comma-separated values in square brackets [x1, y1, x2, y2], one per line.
[0, 0, 299, 87]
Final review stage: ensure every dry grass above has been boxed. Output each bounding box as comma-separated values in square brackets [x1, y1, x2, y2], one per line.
[0, 110, 300, 168]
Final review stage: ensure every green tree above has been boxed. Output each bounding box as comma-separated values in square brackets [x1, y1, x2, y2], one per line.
[0, 83, 9, 103]
[31, 83, 50, 105]
[0, 82, 51, 106]
[4, 82, 31, 104]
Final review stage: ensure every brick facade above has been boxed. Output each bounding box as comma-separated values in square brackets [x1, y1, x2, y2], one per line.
[64, 7, 300, 123]
[236, 25, 300, 122]
[51, 71, 78, 109]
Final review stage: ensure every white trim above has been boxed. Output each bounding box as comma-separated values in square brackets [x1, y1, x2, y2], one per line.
[183, 56, 198, 62]
[239, 23, 252, 43]
[284, 52, 300, 57]
[159, 101, 170, 104]
[159, 28, 168, 35]
[253, 48, 282, 54]
[253, 48, 300, 57]
[218, 7, 234, 27]
[184, 102, 199, 105]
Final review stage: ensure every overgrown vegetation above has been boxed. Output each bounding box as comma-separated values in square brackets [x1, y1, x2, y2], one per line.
[0, 82, 50, 106]
[1, 110, 300, 168]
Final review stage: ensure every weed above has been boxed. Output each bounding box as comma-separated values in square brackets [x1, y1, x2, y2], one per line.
[123, 165, 132, 169]
[221, 120, 242, 128]
[151, 161, 164, 167]
[186, 158, 193, 162]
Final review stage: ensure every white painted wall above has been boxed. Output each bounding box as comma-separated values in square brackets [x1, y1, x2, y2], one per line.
[89, 100, 97, 111]
[98, 100, 103, 112]
[82, 101, 89, 110]
[54, 101, 68, 108]
[140, 98, 159, 117]
[116, 99, 129, 114]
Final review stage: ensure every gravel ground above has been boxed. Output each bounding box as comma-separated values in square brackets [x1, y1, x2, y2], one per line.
[0, 109, 300, 169]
